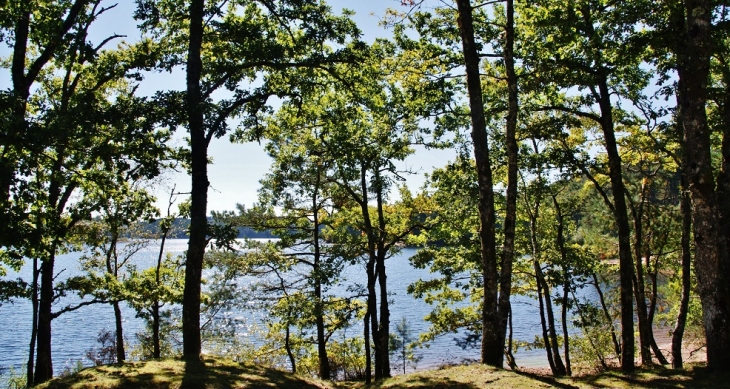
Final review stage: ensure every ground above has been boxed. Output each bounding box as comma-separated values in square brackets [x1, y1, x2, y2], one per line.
[32, 356, 730, 389]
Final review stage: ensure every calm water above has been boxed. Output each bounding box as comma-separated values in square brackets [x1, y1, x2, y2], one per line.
[0, 239, 558, 379]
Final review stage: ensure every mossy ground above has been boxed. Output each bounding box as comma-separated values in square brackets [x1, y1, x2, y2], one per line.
[35, 357, 730, 389]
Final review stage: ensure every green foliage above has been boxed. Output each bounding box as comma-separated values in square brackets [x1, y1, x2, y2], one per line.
[390, 317, 422, 375]
[0, 364, 27, 389]
[124, 253, 185, 316]
[130, 308, 182, 360]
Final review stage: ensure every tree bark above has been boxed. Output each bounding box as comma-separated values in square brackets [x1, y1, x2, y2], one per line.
[183, 0, 206, 362]
[34, 257, 55, 384]
[552, 193, 572, 375]
[596, 77, 635, 372]
[27, 258, 39, 384]
[498, 0, 518, 363]
[629, 185, 653, 365]
[312, 175, 331, 380]
[671, 173, 692, 368]
[113, 301, 125, 363]
[364, 312, 371, 384]
[454, 0, 501, 367]
[375, 182, 390, 379]
[676, 0, 730, 371]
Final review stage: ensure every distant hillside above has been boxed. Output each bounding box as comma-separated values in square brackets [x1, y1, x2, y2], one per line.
[140, 218, 276, 239]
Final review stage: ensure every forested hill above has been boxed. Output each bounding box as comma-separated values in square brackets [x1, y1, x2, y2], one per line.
[140, 218, 276, 240]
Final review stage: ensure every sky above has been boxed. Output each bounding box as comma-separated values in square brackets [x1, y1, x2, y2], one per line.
[3, 0, 457, 215]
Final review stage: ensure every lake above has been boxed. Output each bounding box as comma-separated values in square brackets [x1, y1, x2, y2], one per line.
[0, 239, 563, 379]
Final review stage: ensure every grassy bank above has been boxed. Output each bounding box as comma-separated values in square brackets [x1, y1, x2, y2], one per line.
[34, 357, 730, 389]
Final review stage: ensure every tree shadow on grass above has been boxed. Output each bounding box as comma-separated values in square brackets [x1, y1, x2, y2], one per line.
[511, 370, 581, 389]
[179, 357, 326, 389]
[377, 376, 481, 389]
[562, 366, 730, 389]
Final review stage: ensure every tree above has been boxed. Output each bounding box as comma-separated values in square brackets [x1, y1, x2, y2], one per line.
[389, 316, 421, 375]
[134, 0, 362, 361]
[0, 0, 94, 254]
[73, 183, 160, 364]
[453, 0, 503, 367]
[242, 121, 368, 379]
[515, 0, 658, 371]
[13, 35, 168, 385]
[256, 42, 431, 380]
[395, 0, 521, 367]
[673, 0, 730, 370]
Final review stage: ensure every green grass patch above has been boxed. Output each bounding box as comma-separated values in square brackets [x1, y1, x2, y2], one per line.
[34, 359, 730, 389]
[35, 357, 333, 389]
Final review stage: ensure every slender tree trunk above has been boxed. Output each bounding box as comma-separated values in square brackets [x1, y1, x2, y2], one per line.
[593, 273, 622, 357]
[27, 259, 39, 384]
[375, 183, 390, 379]
[552, 192, 572, 375]
[561, 279, 572, 376]
[596, 78, 635, 372]
[154, 188, 175, 359]
[537, 264, 566, 375]
[676, 0, 730, 370]
[672, 170, 692, 368]
[498, 0, 518, 360]
[314, 302, 329, 379]
[630, 193, 653, 365]
[542, 274, 566, 375]
[454, 0, 501, 367]
[34, 257, 55, 384]
[311, 170, 331, 379]
[528, 199, 555, 372]
[535, 261, 557, 373]
[183, 0, 206, 362]
[376, 253, 390, 378]
[366, 256, 380, 378]
[113, 302, 125, 363]
[152, 301, 161, 359]
[506, 305, 516, 369]
[364, 312, 371, 385]
[285, 321, 296, 373]
[104, 230, 125, 363]
[313, 257, 329, 378]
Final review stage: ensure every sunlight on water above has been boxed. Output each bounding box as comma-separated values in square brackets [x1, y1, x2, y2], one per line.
[0, 239, 574, 378]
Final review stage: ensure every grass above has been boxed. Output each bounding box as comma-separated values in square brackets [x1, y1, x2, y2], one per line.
[34, 358, 730, 389]
[35, 357, 333, 389]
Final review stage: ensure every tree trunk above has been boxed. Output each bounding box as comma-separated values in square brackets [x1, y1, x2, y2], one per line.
[364, 312, 371, 384]
[498, 0, 518, 363]
[113, 301, 125, 363]
[454, 0, 501, 367]
[376, 252, 390, 378]
[34, 257, 55, 384]
[671, 172, 692, 368]
[676, 0, 730, 371]
[313, 183, 331, 379]
[630, 194, 653, 365]
[375, 183, 390, 379]
[183, 0, 206, 362]
[535, 261, 557, 373]
[366, 255, 380, 379]
[27, 258, 39, 384]
[561, 278, 572, 376]
[552, 192, 572, 375]
[285, 321, 296, 373]
[596, 77, 635, 372]
[593, 273, 622, 357]
[152, 301, 161, 359]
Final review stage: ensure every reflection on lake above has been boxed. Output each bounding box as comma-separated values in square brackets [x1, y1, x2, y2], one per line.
[0, 239, 563, 378]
